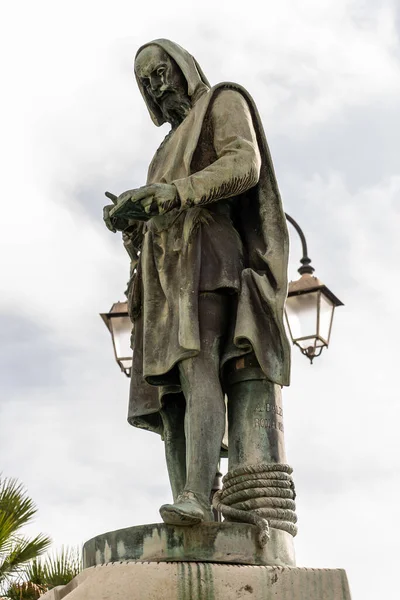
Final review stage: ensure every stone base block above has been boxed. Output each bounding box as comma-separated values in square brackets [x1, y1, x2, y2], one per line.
[40, 561, 352, 600]
[83, 522, 295, 567]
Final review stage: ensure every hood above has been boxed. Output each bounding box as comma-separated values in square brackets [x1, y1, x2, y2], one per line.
[134, 38, 211, 126]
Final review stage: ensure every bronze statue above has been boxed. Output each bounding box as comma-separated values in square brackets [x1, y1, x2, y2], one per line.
[103, 39, 291, 528]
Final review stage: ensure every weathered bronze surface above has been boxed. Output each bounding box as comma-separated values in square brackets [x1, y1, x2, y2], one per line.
[83, 522, 295, 567]
[103, 39, 291, 529]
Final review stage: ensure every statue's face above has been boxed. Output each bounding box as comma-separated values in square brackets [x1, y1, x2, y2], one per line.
[135, 45, 191, 128]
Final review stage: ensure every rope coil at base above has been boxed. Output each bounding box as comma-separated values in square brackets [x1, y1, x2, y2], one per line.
[212, 463, 298, 548]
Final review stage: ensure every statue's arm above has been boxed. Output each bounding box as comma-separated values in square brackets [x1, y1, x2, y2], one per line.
[172, 90, 262, 207]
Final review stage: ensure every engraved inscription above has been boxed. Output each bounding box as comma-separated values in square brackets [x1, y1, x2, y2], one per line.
[254, 417, 284, 433]
[254, 404, 283, 417]
[266, 403, 283, 417]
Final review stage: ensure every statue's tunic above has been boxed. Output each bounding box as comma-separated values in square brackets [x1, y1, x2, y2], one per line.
[140, 90, 260, 386]
[128, 78, 290, 433]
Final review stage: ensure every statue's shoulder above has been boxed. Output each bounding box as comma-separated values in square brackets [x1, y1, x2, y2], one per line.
[193, 83, 254, 118]
[210, 82, 249, 94]
[208, 82, 256, 106]
[206, 83, 256, 116]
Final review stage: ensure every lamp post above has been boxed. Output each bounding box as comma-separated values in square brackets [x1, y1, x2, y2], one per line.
[101, 214, 343, 372]
[284, 214, 344, 363]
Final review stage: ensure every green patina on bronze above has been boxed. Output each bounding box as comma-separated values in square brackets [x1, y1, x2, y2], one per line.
[103, 38, 292, 535]
[82, 522, 296, 568]
[166, 524, 185, 551]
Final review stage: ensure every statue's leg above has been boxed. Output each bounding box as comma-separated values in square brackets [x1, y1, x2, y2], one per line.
[225, 374, 296, 566]
[227, 377, 286, 469]
[159, 395, 186, 502]
[159, 292, 228, 525]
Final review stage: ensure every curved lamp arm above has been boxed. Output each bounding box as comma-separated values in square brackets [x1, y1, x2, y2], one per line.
[285, 213, 315, 275]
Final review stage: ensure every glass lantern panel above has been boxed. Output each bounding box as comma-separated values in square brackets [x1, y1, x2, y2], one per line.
[110, 315, 132, 361]
[318, 293, 335, 345]
[285, 291, 319, 343]
[120, 358, 133, 370]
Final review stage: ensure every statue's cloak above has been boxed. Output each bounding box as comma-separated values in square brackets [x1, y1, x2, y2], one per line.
[128, 40, 290, 434]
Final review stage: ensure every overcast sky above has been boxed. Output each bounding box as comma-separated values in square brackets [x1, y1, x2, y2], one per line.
[1, 1, 400, 598]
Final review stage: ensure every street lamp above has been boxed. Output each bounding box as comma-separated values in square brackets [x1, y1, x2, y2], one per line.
[284, 214, 343, 363]
[100, 301, 132, 376]
[101, 214, 343, 372]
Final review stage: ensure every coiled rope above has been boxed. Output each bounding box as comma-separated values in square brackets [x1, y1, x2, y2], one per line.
[212, 463, 297, 548]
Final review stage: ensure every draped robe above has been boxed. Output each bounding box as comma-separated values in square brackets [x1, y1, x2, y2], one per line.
[126, 40, 291, 434]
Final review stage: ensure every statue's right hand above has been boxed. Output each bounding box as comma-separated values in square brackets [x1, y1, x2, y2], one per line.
[103, 204, 129, 233]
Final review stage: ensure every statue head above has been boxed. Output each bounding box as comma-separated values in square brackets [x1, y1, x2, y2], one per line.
[135, 45, 191, 129]
[134, 39, 211, 128]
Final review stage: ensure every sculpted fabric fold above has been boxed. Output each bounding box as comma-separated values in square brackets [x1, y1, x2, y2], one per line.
[128, 40, 290, 434]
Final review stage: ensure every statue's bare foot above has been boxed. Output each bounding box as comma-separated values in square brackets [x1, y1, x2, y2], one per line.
[159, 490, 213, 526]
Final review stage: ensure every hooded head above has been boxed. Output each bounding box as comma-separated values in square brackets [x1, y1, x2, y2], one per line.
[134, 39, 210, 127]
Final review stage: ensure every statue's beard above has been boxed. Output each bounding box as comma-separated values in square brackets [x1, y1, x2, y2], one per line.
[158, 90, 191, 129]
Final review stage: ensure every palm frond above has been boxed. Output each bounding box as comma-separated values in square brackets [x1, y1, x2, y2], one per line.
[38, 547, 81, 589]
[22, 561, 45, 587]
[0, 513, 18, 556]
[0, 535, 51, 584]
[0, 479, 38, 536]
[0, 476, 52, 596]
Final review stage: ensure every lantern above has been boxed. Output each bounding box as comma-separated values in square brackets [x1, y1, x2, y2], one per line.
[285, 273, 343, 363]
[100, 301, 132, 376]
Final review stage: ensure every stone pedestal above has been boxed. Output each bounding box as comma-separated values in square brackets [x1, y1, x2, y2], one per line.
[41, 523, 351, 599]
[40, 561, 352, 600]
[83, 522, 295, 567]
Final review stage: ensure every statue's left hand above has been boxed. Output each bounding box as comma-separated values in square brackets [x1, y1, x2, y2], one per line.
[140, 183, 179, 216]
[109, 184, 179, 221]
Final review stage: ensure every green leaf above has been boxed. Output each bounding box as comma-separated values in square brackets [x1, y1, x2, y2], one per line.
[0, 479, 37, 536]
[39, 546, 81, 588]
[0, 534, 51, 585]
[0, 476, 52, 593]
